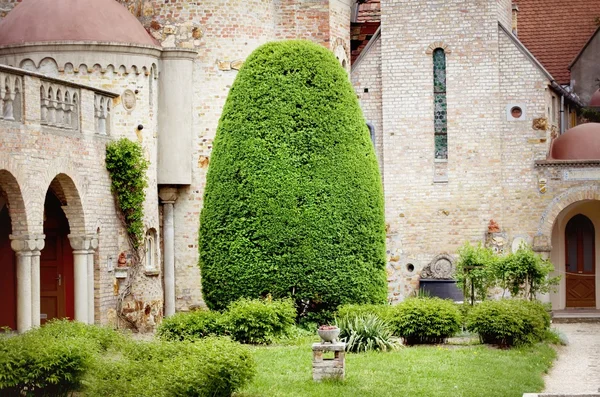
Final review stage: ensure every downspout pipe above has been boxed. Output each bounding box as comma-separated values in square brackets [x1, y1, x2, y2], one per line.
[560, 94, 565, 135]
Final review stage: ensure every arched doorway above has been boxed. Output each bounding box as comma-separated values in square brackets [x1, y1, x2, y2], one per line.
[565, 214, 596, 308]
[40, 191, 74, 323]
[0, 201, 17, 329]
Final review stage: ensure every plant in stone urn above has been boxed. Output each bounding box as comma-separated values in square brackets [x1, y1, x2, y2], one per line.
[317, 325, 340, 343]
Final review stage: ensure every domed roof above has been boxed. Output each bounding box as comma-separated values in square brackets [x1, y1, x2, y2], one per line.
[590, 89, 600, 108]
[551, 123, 600, 160]
[0, 0, 158, 47]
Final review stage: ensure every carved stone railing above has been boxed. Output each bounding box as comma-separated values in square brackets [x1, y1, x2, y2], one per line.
[0, 64, 117, 135]
[40, 81, 79, 130]
[0, 70, 23, 122]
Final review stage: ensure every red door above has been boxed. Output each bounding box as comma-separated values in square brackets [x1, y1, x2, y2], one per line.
[0, 206, 17, 329]
[565, 214, 596, 308]
[40, 194, 74, 323]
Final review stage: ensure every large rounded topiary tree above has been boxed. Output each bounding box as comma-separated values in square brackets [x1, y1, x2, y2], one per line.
[199, 40, 386, 315]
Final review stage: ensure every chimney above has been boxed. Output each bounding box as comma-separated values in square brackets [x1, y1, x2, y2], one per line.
[512, 4, 519, 36]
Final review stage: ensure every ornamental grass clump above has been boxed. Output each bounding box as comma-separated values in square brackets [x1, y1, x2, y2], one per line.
[198, 40, 386, 317]
[390, 297, 461, 345]
[336, 314, 399, 353]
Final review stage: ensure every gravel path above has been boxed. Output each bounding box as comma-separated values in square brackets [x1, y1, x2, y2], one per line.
[543, 323, 600, 394]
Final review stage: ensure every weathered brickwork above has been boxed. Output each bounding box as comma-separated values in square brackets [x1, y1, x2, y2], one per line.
[351, 37, 383, 172]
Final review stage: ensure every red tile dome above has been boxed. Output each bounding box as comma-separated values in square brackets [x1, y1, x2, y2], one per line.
[0, 0, 158, 47]
[551, 123, 600, 160]
[590, 89, 600, 108]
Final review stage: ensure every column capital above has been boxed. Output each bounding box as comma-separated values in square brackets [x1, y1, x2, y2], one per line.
[10, 234, 45, 254]
[159, 187, 178, 204]
[68, 234, 98, 252]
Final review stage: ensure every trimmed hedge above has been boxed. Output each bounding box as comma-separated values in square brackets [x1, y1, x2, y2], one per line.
[466, 299, 551, 347]
[336, 304, 396, 324]
[86, 337, 256, 397]
[0, 320, 123, 396]
[157, 310, 226, 341]
[198, 40, 387, 314]
[0, 320, 255, 397]
[225, 298, 296, 344]
[389, 298, 461, 345]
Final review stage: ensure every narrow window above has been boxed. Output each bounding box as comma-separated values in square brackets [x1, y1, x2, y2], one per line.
[433, 48, 447, 160]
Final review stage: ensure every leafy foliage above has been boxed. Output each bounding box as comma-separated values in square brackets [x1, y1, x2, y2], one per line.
[580, 107, 600, 123]
[105, 138, 149, 250]
[86, 337, 256, 397]
[389, 298, 461, 345]
[336, 314, 399, 353]
[455, 243, 498, 303]
[466, 299, 551, 347]
[225, 298, 297, 344]
[157, 310, 226, 341]
[496, 245, 560, 300]
[336, 304, 396, 324]
[198, 40, 387, 315]
[0, 320, 123, 396]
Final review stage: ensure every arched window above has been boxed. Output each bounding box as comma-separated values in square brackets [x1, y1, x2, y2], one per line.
[433, 48, 447, 160]
[145, 229, 157, 271]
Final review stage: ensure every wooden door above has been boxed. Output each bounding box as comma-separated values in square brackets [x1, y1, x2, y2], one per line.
[40, 193, 74, 323]
[565, 214, 596, 308]
[40, 231, 65, 323]
[0, 206, 17, 329]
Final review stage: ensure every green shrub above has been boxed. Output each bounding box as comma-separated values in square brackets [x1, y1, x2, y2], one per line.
[466, 299, 551, 347]
[455, 242, 498, 303]
[225, 298, 296, 344]
[86, 337, 256, 397]
[336, 314, 399, 353]
[157, 310, 226, 341]
[0, 320, 122, 396]
[198, 40, 387, 315]
[390, 298, 461, 345]
[496, 245, 560, 300]
[336, 304, 395, 324]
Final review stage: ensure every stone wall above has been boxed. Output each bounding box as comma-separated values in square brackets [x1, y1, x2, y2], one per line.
[351, 35, 383, 172]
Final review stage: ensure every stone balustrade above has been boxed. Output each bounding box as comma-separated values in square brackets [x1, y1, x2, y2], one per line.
[0, 65, 117, 135]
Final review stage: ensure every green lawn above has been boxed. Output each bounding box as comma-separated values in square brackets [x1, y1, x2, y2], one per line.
[236, 337, 556, 397]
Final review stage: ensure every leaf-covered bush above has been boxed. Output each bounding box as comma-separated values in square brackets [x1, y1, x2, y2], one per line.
[225, 298, 296, 344]
[0, 320, 123, 396]
[157, 310, 226, 341]
[390, 298, 461, 345]
[198, 40, 387, 315]
[336, 314, 398, 353]
[496, 245, 560, 300]
[455, 242, 498, 303]
[86, 337, 256, 397]
[336, 304, 395, 324]
[466, 299, 551, 347]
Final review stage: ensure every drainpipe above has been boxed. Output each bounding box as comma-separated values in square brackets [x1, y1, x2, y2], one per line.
[367, 122, 375, 146]
[560, 94, 565, 134]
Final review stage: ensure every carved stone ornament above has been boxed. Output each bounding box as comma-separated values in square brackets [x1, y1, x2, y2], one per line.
[421, 254, 455, 280]
[122, 89, 136, 111]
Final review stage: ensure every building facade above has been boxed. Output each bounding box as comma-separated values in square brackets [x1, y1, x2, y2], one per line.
[0, 0, 599, 333]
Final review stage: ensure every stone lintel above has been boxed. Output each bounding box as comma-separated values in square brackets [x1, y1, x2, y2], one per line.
[312, 342, 346, 352]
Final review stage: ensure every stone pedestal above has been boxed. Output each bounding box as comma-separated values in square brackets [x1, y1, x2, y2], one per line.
[312, 342, 346, 381]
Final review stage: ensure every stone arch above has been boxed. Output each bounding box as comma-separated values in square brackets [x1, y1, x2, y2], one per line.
[425, 41, 453, 55]
[536, 185, 600, 241]
[44, 174, 87, 236]
[0, 169, 29, 235]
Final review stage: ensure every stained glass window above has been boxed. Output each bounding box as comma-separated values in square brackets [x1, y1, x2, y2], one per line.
[433, 48, 447, 160]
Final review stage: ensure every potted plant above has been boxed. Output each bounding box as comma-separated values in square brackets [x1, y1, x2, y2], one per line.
[317, 325, 340, 343]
